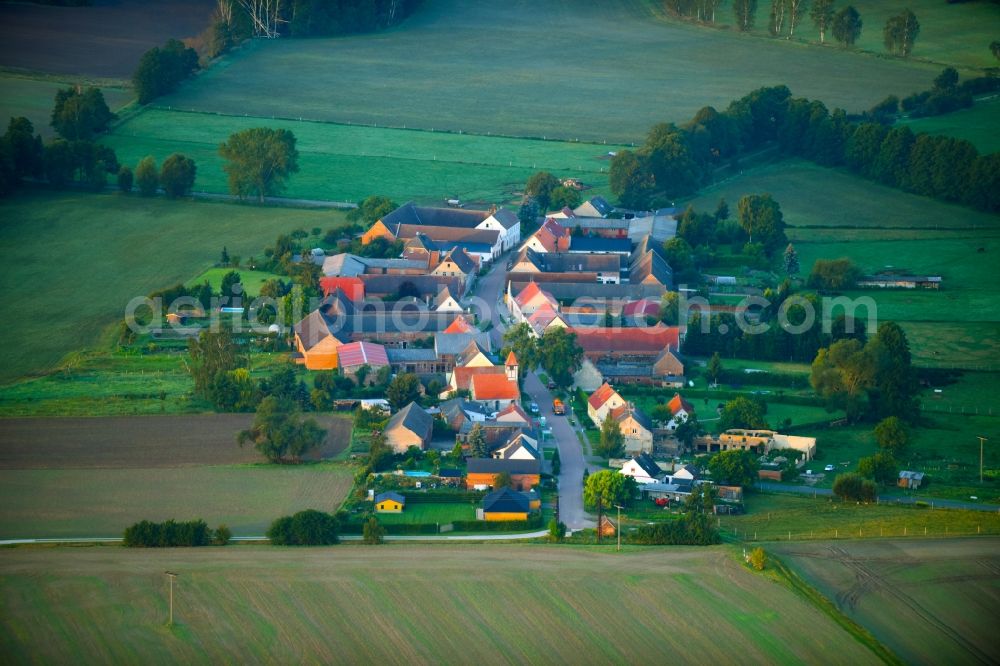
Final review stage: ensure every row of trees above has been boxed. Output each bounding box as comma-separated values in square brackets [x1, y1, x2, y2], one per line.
[119, 153, 197, 197]
[123, 519, 230, 547]
[132, 39, 199, 105]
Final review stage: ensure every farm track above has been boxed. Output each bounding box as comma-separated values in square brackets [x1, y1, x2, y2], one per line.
[827, 545, 995, 665]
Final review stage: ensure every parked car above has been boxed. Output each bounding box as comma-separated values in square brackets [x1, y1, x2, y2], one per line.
[824, 464, 835, 472]
[529, 402, 539, 414]
[547, 380, 557, 390]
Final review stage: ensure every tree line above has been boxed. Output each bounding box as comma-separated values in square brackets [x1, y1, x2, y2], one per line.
[611, 83, 999, 213]
[124, 519, 231, 547]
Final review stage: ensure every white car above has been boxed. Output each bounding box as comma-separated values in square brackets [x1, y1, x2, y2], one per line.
[824, 464, 835, 472]
[529, 402, 539, 414]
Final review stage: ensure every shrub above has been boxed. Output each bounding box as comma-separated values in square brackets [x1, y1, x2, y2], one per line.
[123, 519, 212, 547]
[548, 518, 567, 542]
[135, 155, 158, 196]
[629, 515, 720, 545]
[362, 517, 385, 544]
[267, 509, 339, 545]
[214, 524, 232, 546]
[832, 472, 878, 502]
[116, 165, 133, 193]
[748, 547, 766, 571]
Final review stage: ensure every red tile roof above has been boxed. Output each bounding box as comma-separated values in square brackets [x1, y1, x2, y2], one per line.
[319, 277, 364, 301]
[513, 281, 543, 307]
[443, 317, 475, 334]
[496, 402, 530, 423]
[588, 382, 619, 410]
[505, 350, 518, 366]
[337, 341, 389, 368]
[667, 393, 694, 415]
[453, 366, 505, 391]
[622, 298, 660, 319]
[471, 374, 520, 401]
[572, 325, 680, 354]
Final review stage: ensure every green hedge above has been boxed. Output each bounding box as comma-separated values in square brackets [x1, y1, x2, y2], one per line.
[402, 491, 484, 504]
[452, 512, 543, 532]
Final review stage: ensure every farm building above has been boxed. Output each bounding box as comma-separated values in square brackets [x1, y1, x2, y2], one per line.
[857, 274, 941, 289]
[336, 341, 390, 384]
[375, 492, 405, 513]
[384, 402, 434, 453]
[898, 470, 925, 489]
[573, 195, 614, 218]
[479, 487, 532, 521]
[466, 458, 540, 491]
[293, 310, 345, 370]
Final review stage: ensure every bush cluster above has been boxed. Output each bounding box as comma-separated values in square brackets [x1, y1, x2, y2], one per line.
[123, 519, 229, 547]
[267, 509, 340, 545]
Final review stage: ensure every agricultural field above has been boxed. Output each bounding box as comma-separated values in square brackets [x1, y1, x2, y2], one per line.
[103, 108, 620, 204]
[0, 74, 133, 140]
[687, 0, 1000, 71]
[774, 538, 1000, 665]
[719, 493, 1000, 541]
[0, 412, 353, 538]
[0, 190, 346, 385]
[900, 95, 1000, 154]
[0, 0, 214, 78]
[0, 545, 885, 664]
[686, 159, 1000, 369]
[158, 0, 939, 143]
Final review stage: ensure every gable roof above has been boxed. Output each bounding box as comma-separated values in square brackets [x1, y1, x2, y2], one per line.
[322, 253, 368, 277]
[629, 453, 662, 478]
[435, 331, 493, 357]
[386, 347, 438, 363]
[443, 316, 475, 334]
[574, 196, 614, 217]
[569, 236, 632, 254]
[667, 393, 694, 416]
[487, 208, 520, 230]
[319, 277, 365, 301]
[337, 341, 390, 368]
[375, 491, 405, 504]
[380, 202, 489, 230]
[386, 402, 433, 441]
[622, 298, 660, 319]
[496, 402, 530, 423]
[452, 365, 506, 392]
[432, 285, 462, 309]
[534, 252, 623, 273]
[357, 274, 463, 297]
[513, 282, 558, 310]
[573, 325, 681, 354]
[588, 382, 621, 411]
[482, 487, 531, 513]
[294, 310, 341, 350]
[395, 224, 500, 246]
[493, 433, 540, 460]
[630, 250, 673, 287]
[467, 458, 541, 475]
[612, 404, 653, 431]
[457, 339, 493, 368]
[439, 247, 477, 274]
[470, 374, 520, 401]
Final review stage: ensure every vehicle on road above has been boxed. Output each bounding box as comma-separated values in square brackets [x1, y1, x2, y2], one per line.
[552, 399, 565, 415]
[529, 402, 539, 414]
[547, 380, 557, 390]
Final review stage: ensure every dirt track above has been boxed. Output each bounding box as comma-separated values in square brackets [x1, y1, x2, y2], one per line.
[0, 414, 351, 468]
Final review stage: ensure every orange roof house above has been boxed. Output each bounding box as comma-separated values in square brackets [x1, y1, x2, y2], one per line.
[443, 316, 475, 334]
[572, 324, 681, 359]
[470, 374, 520, 410]
[293, 311, 346, 370]
[508, 281, 559, 323]
[319, 277, 365, 301]
[587, 382, 627, 428]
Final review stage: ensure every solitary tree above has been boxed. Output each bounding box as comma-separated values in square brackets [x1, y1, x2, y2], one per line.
[362, 517, 385, 544]
[733, 0, 758, 32]
[501, 322, 539, 374]
[116, 166, 133, 193]
[832, 6, 862, 47]
[493, 471, 514, 489]
[467, 423, 488, 458]
[237, 396, 326, 463]
[718, 396, 768, 430]
[524, 171, 561, 211]
[707, 351, 724, 384]
[883, 9, 919, 57]
[874, 416, 909, 455]
[584, 470, 636, 509]
[348, 194, 397, 226]
[386, 373, 421, 411]
[219, 127, 299, 202]
[857, 451, 898, 486]
[159, 153, 196, 197]
[737, 193, 786, 254]
[810, 0, 835, 43]
[536, 327, 584, 387]
[50, 87, 114, 141]
[707, 449, 760, 487]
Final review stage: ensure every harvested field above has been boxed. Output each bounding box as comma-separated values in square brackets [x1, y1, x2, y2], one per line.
[0, 0, 214, 78]
[0, 545, 883, 664]
[0, 413, 352, 468]
[775, 538, 1000, 665]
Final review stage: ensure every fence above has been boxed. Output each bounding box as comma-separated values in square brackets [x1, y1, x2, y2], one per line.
[721, 523, 1000, 543]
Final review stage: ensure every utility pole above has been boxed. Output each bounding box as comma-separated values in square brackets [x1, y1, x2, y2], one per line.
[164, 571, 178, 626]
[615, 504, 624, 552]
[978, 437, 988, 483]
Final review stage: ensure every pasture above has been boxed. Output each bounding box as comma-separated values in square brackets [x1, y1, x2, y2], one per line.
[187, 267, 287, 297]
[685, 159, 1000, 369]
[0, 74, 132, 140]
[900, 95, 1000, 154]
[774, 538, 1000, 665]
[719, 493, 1000, 541]
[103, 108, 620, 204]
[0, 545, 884, 664]
[0, 190, 346, 384]
[690, 0, 1000, 71]
[158, 0, 939, 143]
[0, 0, 214, 78]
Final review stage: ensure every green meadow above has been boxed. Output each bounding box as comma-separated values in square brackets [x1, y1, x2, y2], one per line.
[158, 0, 939, 142]
[899, 95, 1000, 154]
[0, 73, 132, 139]
[0, 190, 346, 384]
[103, 108, 621, 204]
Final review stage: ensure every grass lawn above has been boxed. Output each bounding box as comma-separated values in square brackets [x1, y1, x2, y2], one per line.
[0, 463, 356, 538]
[159, 0, 939, 143]
[0, 190, 347, 385]
[687, 0, 999, 70]
[899, 95, 1000, 154]
[186, 267, 287, 297]
[720, 492, 1000, 541]
[104, 108, 620, 204]
[774, 538, 1000, 666]
[375, 503, 476, 525]
[0, 545, 884, 664]
[0, 74, 133, 140]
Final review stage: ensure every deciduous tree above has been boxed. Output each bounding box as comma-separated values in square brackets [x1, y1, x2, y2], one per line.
[707, 449, 760, 487]
[50, 87, 114, 141]
[219, 127, 299, 202]
[883, 9, 919, 57]
[733, 0, 758, 32]
[386, 373, 421, 410]
[811, 0, 835, 43]
[718, 396, 768, 430]
[874, 416, 909, 455]
[584, 470, 636, 509]
[597, 412, 625, 458]
[135, 155, 159, 196]
[537, 327, 584, 387]
[159, 152, 196, 197]
[237, 396, 325, 463]
[832, 5, 862, 47]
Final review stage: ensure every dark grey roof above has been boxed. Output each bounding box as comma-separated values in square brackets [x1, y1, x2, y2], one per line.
[630, 250, 674, 288]
[632, 453, 662, 478]
[441, 247, 477, 274]
[569, 236, 632, 254]
[490, 208, 520, 230]
[466, 458, 540, 475]
[358, 274, 463, 297]
[361, 257, 428, 271]
[434, 239, 494, 255]
[434, 332, 493, 356]
[375, 491, 405, 504]
[628, 408, 653, 431]
[437, 468, 463, 478]
[386, 402, 433, 440]
[508, 279, 665, 300]
[482, 487, 531, 513]
[536, 252, 623, 273]
[294, 310, 338, 349]
[381, 202, 489, 230]
[386, 348, 439, 362]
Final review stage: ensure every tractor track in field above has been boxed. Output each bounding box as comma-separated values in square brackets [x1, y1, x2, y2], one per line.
[828, 546, 994, 665]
